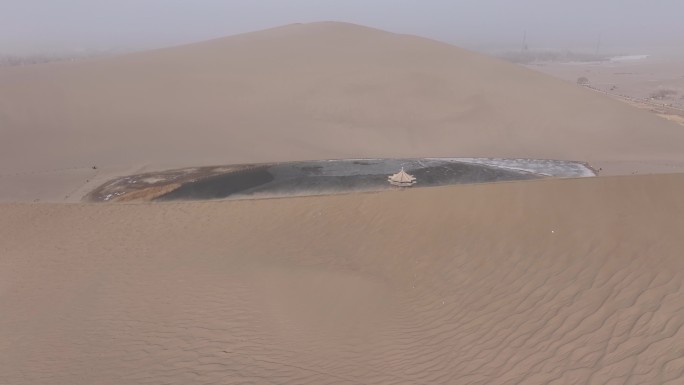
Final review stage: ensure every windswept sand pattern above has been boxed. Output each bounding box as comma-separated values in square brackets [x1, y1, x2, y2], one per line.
[2, 174, 684, 384]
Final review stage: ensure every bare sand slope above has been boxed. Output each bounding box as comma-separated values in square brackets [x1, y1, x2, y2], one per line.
[527, 57, 684, 127]
[2, 174, 684, 384]
[528, 56, 684, 110]
[2, 22, 684, 202]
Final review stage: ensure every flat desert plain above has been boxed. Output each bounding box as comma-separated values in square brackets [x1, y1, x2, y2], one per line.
[2, 22, 684, 384]
[528, 55, 684, 126]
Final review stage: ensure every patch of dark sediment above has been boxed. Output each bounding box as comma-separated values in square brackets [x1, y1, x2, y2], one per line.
[159, 167, 275, 201]
[88, 158, 595, 202]
[84, 164, 262, 202]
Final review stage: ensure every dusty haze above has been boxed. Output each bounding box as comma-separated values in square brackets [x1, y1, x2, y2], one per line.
[3, 22, 684, 203]
[3, 7, 684, 385]
[2, 0, 684, 54]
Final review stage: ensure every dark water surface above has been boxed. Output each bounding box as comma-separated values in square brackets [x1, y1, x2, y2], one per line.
[155, 159, 546, 201]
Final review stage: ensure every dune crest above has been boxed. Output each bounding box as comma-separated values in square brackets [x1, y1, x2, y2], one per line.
[3, 22, 684, 384]
[2, 174, 684, 384]
[2, 22, 684, 201]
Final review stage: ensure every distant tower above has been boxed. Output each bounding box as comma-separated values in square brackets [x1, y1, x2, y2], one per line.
[521, 30, 528, 52]
[595, 32, 602, 55]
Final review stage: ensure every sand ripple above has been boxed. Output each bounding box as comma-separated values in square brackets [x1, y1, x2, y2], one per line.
[1, 175, 684, 384]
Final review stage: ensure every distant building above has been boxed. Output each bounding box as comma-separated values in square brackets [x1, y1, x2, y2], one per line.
[388, 168, 417, 187]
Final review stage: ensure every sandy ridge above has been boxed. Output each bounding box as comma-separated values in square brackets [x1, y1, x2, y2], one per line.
[3, 22, 684, 202]
[2, 174, 684, 384]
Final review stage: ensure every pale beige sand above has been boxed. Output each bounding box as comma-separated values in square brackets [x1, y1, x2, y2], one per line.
[2, 174, 684, 384]
[528, 57, 684, 127]
[3, 22, 684, 202]
[528, 57, 684, 109]
[619, 98, 684, 127]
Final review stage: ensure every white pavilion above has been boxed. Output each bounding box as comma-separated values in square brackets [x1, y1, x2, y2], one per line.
[388, 168, 417, 187]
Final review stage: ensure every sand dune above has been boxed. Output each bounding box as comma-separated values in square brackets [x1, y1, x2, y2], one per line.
[3, 21, 684, 384]
[2, 174, 684, 384]
[2, 22, 684, 201]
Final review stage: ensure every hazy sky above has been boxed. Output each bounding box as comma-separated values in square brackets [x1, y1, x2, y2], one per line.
[2, 0, 683, 54]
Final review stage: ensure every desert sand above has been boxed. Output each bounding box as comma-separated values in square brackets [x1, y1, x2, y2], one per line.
[3, 22, 684, 385]
[2, 22, 684, 202]
[528, 56, 684, 127]
[3, 175, 684, 384]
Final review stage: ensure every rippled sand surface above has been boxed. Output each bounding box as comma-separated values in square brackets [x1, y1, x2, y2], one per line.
[2, 174, 684, 384]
